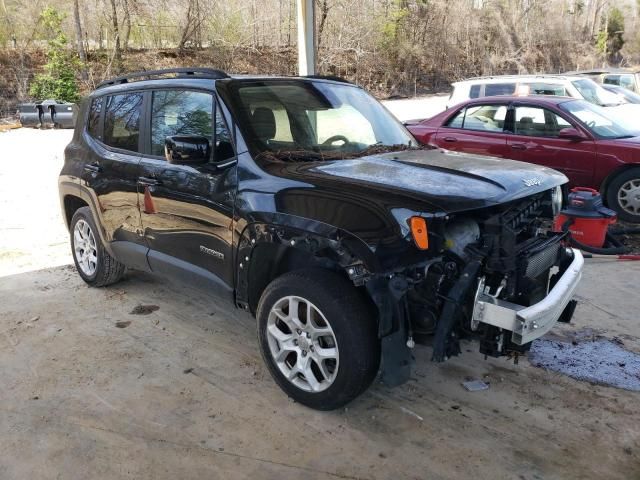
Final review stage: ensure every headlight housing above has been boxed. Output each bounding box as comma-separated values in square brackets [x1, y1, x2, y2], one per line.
[551, 185, 563, 216]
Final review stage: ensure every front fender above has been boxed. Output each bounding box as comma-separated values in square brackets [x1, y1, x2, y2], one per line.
[233, 213, 381, 310]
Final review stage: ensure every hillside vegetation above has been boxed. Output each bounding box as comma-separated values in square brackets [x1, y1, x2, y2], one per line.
[0, 0, 639, 111]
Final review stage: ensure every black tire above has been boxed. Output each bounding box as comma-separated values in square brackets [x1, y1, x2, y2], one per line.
[606, 167, 640, 223]
[257, 269, 380, 410]
[70, 207, 125, 287]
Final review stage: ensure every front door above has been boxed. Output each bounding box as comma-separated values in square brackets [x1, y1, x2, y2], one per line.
[507, 104, 596, 187]
[137, 89, 237, 290]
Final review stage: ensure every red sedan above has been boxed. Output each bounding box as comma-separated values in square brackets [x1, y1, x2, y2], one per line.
[406, 95, 640, 222]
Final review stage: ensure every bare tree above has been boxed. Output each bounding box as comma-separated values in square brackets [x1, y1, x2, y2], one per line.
[316, 0, 330, 49]
[109, 0, 122, 71]
[73, 0, 88, 81]
[178, 0, 204, 51]
[122, 0, 132, 52]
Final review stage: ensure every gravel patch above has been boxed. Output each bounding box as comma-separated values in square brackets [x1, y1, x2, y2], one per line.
[529, 338, 640, 391]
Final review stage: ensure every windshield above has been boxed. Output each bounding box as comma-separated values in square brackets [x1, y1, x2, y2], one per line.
[571, 78, 622, 107]
[604, 85, 640, 104]
[560, 100, 635, 139]
[223, 80, 415, 161]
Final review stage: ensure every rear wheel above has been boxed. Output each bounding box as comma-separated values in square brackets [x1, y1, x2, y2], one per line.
[70, 207, 125, 286]
[257, 269, 380, 410]
[607, 168, 640, 223]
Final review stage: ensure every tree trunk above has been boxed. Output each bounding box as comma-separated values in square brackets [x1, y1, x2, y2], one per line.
[316, 0, 330, 50]
[109, 0, 122, 72]
[122, 0, 131, 52]
[73, 0, 88, 81]
[178, 0, 194, 51]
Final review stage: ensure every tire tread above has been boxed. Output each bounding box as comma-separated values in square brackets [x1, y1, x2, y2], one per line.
[70, 207, 125, 287]
[257, 268, 380, 410]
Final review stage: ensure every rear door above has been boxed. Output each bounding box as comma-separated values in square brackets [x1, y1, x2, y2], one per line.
[434, 102, 510, 157]
[137, 88, 237, 291]
[506, 103, 596, 186]
[80, 92, 147, 261]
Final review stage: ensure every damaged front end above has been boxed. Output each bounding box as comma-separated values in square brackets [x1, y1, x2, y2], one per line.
[365, 190, 584, 387]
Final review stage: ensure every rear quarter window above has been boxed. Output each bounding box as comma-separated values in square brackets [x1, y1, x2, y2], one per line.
[87, 97, 103, 140]
[469, 84, 481, 99]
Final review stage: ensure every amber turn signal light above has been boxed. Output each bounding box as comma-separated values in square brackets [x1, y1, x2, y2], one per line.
[410, 216, 429, 250]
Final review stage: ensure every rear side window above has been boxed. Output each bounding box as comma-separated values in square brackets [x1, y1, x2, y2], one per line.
[151, 90, 213, 157]
[447, 109, 465, 128]
[523, 83, 567, 96]
[484, 83, 516, 96]
[87, 97, 103, 139]
[469, 85, 481, 99]
[103, 93, 143, 152]
[446, 104, 507, 132]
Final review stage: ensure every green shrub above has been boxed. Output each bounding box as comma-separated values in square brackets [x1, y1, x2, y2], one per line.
[29, 7, 80, 103]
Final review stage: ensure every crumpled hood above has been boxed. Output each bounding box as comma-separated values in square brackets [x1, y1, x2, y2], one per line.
[302, 148, 567, 213]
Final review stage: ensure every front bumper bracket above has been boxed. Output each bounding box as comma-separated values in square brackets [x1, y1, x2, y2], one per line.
[472, 249, 584, 345]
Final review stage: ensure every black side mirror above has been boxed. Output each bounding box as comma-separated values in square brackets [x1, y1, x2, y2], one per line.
[164, 135, 211, 165]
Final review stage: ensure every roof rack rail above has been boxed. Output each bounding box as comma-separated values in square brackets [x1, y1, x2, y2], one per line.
[96, 67, 229, 89]
[458, 74, 571, 82]
[305, 74, 352, 84]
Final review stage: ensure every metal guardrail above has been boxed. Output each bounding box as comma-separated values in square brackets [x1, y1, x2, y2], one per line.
[17, 100, 78, 129]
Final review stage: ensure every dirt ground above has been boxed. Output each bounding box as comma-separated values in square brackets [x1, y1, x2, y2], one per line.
[1, 128, 639, 480]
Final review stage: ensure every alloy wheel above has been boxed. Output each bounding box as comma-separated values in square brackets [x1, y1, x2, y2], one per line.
[73, 219, 98, 276]
[266, 295, 339, 393]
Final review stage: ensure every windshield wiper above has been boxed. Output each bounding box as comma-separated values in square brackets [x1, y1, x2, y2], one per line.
[256, 143, 430, 163]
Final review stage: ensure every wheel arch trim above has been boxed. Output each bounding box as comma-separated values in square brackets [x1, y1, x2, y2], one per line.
[234, 214, 380, 312]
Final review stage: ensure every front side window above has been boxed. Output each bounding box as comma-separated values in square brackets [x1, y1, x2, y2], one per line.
[151, 90, 213, 157]
[103, 93, 143, 152]
[214, 106, 234, 161]
[514, 106, 571, 137]
[560, 100, 634, 139]
[87, 97, 103, 139]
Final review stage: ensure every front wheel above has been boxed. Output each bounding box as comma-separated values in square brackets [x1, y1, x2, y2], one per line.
[606, 168, 640, 223]
[257, 269, 380, 410]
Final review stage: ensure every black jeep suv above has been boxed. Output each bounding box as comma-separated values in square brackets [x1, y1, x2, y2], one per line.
[59, 68, 583, 410]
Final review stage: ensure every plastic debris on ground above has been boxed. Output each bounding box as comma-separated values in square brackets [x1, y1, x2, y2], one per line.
[462, 380, 490, 392]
